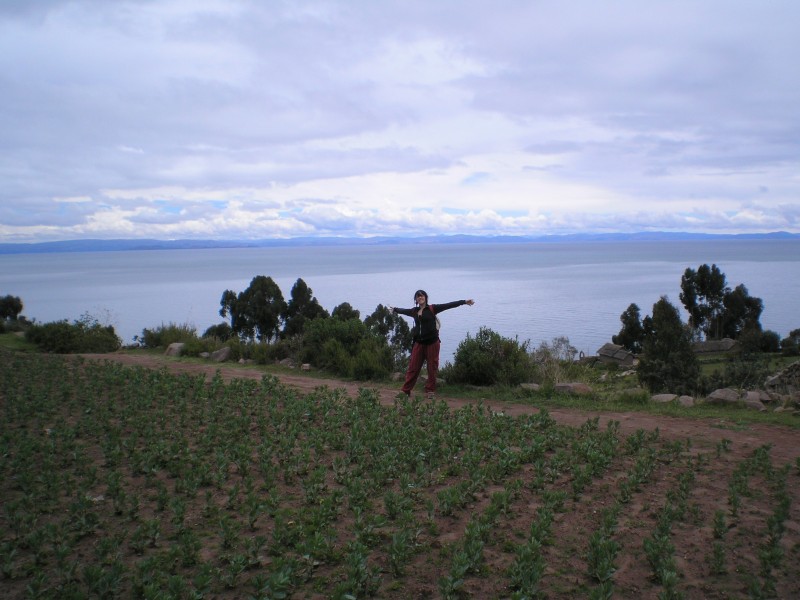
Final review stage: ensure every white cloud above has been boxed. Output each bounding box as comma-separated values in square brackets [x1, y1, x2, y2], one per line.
[1, 0, 799, 242]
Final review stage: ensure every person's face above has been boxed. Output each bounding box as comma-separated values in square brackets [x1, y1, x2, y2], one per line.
[415, 293, 426, 305]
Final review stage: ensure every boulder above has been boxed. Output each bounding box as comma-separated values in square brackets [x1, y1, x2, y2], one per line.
[706, 388, 741, 405]
[301, 363, 311, 371]
[165, 342, 185, 357]
[211, 346, 232, 362]
[554, 382, 593, 396]
[651, 393, 678, 404]
[678, 395, 695, 408]
[520, 382, 541, 392]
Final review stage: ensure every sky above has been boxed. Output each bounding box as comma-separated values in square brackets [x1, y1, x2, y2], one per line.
[1, 0, 799, 243]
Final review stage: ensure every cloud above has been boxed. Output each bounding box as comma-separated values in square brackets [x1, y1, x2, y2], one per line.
[1, 0, 799, 242]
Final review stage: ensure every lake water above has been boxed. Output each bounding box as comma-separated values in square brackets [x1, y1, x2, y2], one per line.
[2, 239, 798, 363]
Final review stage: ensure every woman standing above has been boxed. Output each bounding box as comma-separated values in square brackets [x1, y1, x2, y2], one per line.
[390, 289, 475, 398]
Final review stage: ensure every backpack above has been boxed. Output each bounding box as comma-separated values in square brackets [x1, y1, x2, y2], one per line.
[429, 304, 441, 332]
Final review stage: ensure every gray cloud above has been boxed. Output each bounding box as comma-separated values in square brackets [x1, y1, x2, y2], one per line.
[1, 0, 798, 242]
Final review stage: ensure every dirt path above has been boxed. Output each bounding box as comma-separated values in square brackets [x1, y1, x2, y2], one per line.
[78, 352, 799, 464]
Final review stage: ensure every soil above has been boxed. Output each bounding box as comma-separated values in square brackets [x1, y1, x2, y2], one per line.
[68, 351, 800, 599]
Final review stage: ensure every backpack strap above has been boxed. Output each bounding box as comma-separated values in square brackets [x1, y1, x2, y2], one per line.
[429, 304, 441, 331]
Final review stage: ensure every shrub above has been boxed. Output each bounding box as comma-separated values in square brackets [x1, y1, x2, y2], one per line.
[442, 327, 532, 386]
[532, 336, 580, 385]
[202, 322, 233, 341]
[139, 322, 198, 349]
[25, 314, 121, 353]
[300, 317, 392, 379]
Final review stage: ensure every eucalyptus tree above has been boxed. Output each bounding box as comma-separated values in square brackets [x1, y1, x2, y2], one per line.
[679, 264, 728, 340]
[637, 296, 699, 394]
[612, 303, 644, 354]
[0, 294, 23, 320]
[281, 278, 329, 338]
[219, 275, 287, 342]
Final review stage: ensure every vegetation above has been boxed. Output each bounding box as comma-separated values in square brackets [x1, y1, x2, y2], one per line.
[1, 350, 797, 599]
[24, 313, 121, 353]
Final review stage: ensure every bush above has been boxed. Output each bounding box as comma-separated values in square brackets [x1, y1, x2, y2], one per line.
[202, 322, 233, 341]
[300, 317, 392, 379]
[532, 336, 580, 385]
[139, 322, 198, 349]
[442, 327, 532, 386]
[25, 314, 121, 353]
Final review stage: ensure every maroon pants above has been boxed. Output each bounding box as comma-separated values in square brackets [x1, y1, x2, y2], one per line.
[402, 340, 440, 395]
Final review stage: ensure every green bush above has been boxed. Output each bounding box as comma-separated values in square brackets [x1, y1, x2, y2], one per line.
[299, 317, 392, 379]
[25, 315, 120, 353]
[442, 327, 532, 386]
[139, 322, 198, 349]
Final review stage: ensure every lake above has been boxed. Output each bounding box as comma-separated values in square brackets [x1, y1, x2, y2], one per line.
[1, 239, 798, 363]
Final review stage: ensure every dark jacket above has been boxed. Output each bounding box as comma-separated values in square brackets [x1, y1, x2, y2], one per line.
[393, 300, 467, 344]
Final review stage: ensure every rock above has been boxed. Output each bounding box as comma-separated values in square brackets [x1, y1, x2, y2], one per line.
[555, 382, 593, 396]
[706, 388, 741, 405]
[199, 352, 210, 358]
[744, 398, 767, 412]
[678, 395, 695, 407]
[211, 346, 232, 362]
[279, 357, 294, 368]
[165, 342, 185, 357]
[651, 393, 678, 404]
[301, 363, 311, 371]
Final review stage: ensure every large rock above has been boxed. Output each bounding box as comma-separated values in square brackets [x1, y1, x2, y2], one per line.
[210, 346, 232, 362]
[554, 382, 593, 396]
[706, 388, 741, 405]
[651, 393, 678, 404]
[165, 342, 185, 357]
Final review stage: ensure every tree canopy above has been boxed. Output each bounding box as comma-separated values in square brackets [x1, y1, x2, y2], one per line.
[219, 275, 287, 342]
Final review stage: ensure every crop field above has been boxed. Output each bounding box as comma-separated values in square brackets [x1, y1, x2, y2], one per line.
[1, 350, 799, 599]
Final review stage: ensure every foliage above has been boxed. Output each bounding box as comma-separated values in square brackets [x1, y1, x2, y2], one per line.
[202, 322, 233, 341]
[331, 302, 360, 321]
[442, 326, 532, 386]
[679, 265, 763, 341]
[637, 296, 699, 394]
[780, 328, 800, 356]
[364, 304, 413, 366]
[281, 278, 329, 338]
[138, 322, 199, 349]
[220, 275, 287, 342]
[612, 303, 644, 354]
[25, 313, 121, 353]
[300, 317, 392, 380]
[0, 294, 24, 320]
[531, 336, 580, 385]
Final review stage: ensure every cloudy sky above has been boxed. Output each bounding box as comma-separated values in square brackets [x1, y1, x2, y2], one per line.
[1, 0, 798, 242]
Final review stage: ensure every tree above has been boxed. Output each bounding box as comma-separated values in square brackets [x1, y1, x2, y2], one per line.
[219, 276, 286, 342]
[637, 296, 699, 394]
[0, 295, 23, 320]
[612, 303, 644, 354]
[720, 284, 763, 339]
[331, 302, 360, 321]
[679, 264, 728, 340]
[282, 278, 329, 338]
[364, 304, 412, 366]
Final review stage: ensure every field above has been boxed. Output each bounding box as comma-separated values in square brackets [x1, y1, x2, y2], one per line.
[2, 349, 799, 599]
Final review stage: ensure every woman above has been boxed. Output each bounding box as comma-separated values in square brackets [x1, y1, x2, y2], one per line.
[390, 289, 475, 398]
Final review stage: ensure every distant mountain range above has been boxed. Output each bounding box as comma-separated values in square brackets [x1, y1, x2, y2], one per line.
[1, 231, 798, 254]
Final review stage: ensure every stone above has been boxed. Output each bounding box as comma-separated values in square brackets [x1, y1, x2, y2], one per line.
[554, 382, 593, 396]
[706, 388, 741, 405]
[744, 398, 767, 412]
[520, 383, 541, 392]
[301, 363, 311, 371]
[678, 395, 695, 407]
[165, 342, 185, 357]
[211, 346, 232, 362]
[651, 393, 678, 404]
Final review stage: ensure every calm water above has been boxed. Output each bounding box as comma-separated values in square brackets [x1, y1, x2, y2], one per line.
[2, 240, 798, 363]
